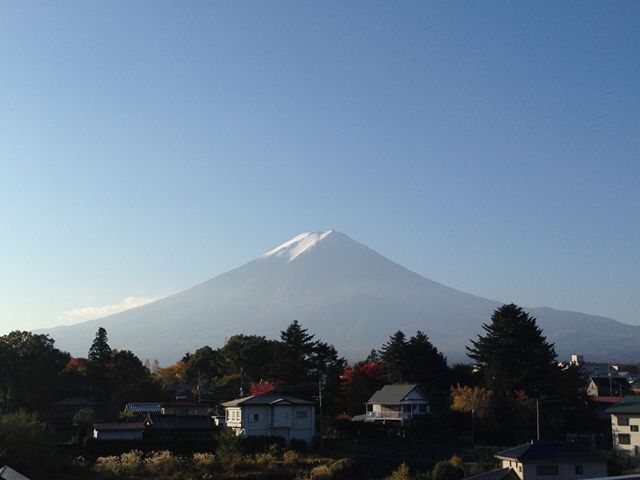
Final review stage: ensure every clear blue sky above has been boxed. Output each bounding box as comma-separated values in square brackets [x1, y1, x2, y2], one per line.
[1, 1, 638, 334]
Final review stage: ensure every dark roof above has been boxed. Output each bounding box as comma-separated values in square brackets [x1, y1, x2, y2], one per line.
[125, 402, 162, 414]
[496, 442, 605, 463]
[93, 422, 145, 432]
[606, 396, 640, 414]
[589, 377, 630, 389]
[367, 384, 425, 404]
[222, 394, 315, 407]
[465, 468, 519, 480]
[146, 414, 213, 430]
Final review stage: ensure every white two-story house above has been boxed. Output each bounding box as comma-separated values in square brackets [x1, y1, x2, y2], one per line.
[222, 394, 315, 446]
[363, 384, 429, 425]
[607, 395, 640, 455]
[467, 442, 607, 480]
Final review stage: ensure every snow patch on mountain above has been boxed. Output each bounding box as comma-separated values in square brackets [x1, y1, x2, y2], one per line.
[262, 230, 334, 262]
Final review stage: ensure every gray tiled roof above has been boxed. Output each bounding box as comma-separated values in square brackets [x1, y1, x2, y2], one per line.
[366, 384, 421, 404]
[222, 394, 315, 407]
[125, 402, 162, 414]
[496, 442, 605, 463]
[93, 422, 145, 432]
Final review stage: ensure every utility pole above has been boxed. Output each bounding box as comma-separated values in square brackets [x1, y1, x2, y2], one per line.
[536, 398, 540, 441]
[197, 369, 201, 403]
[318, 376, 324, 449]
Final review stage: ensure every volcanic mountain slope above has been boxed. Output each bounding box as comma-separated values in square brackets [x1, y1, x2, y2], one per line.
[41, 230, 640, 364]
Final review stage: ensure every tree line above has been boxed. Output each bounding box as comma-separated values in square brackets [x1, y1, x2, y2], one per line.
[0, 304, 597, 445]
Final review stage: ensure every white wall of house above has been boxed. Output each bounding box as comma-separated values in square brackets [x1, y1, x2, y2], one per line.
[500, 459, 607, 480]
[612, 414, 640, 455]
[224, 403, 315, 445]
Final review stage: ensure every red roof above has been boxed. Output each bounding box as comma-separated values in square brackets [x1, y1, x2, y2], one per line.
[592, 396, 624, 404]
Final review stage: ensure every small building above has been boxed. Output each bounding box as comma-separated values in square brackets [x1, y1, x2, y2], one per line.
[144, 414, 215, 441]
[494, 441, 607, 480]
[363, 384, 429, 425]
[161, 402, 210, 416]
[222, 394, 315, 445]
[0, 465, 31, 480]
[607, 396, 640, 455]
[92, 422, 145, 441]
[124, 402, 162, 415]
[40, 397, 95, 424]
[587, 378, 630, 398]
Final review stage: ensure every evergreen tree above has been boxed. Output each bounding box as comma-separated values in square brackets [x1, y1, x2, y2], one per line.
[467, 304, 559, 400]
[309, 341, 346, 414]
[0, 331, 69, 411]
[87, 327, 113, 401]
[379, 330, 408, 382]
[219, 335, 279, 381]
[88, 327, 112, 365]
[405, 330, 449, 400]
[278, 320, 316, 384]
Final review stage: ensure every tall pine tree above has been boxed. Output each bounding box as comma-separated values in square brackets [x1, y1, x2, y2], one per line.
[278, 320, 316, 384]
[467, 304, 559, 400]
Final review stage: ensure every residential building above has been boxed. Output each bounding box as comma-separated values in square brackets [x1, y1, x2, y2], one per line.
[222, 394, 315, 445]
[607, 396, 640, 455]
[124, 402, 162, 415]
[92, 422, 145, 441]
[144, 414, 215, 441]
[587, 378, 630, 398]
[493, 442, 607, 480]
[363, 384, 429, 425]
[40, 397, 95, 424]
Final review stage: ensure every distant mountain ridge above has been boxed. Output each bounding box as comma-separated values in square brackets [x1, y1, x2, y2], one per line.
[40, 230, 640, 364]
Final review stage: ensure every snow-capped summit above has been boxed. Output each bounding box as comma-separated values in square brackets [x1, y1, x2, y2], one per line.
[39, 230, 640, 364]
[262, 230, 334, 262]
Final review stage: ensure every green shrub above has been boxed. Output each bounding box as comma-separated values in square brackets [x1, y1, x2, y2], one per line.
[0, 411, 54, 471]
[432, 459, 464, 480]
[216, 429, 243, 472]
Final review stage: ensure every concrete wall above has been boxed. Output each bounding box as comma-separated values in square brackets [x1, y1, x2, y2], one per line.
[612, 414, 640, 455]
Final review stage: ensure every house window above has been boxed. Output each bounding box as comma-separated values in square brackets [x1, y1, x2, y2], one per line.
[296, 411, 308, 419]
[619, 434, 631, 445]
[536, 465, 559, 476]
[618, 416, 630, 426]
[419, 404, 427, 413]
[631, 425, 639, 432]
[575, 465, 583, 475]
[403, 404, 412, 413]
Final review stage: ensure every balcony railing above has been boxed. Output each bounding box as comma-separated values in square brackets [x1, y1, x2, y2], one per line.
[366, 411, 410, 420]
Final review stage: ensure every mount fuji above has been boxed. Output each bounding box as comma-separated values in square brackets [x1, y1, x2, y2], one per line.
[40, 230, 640, 364]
